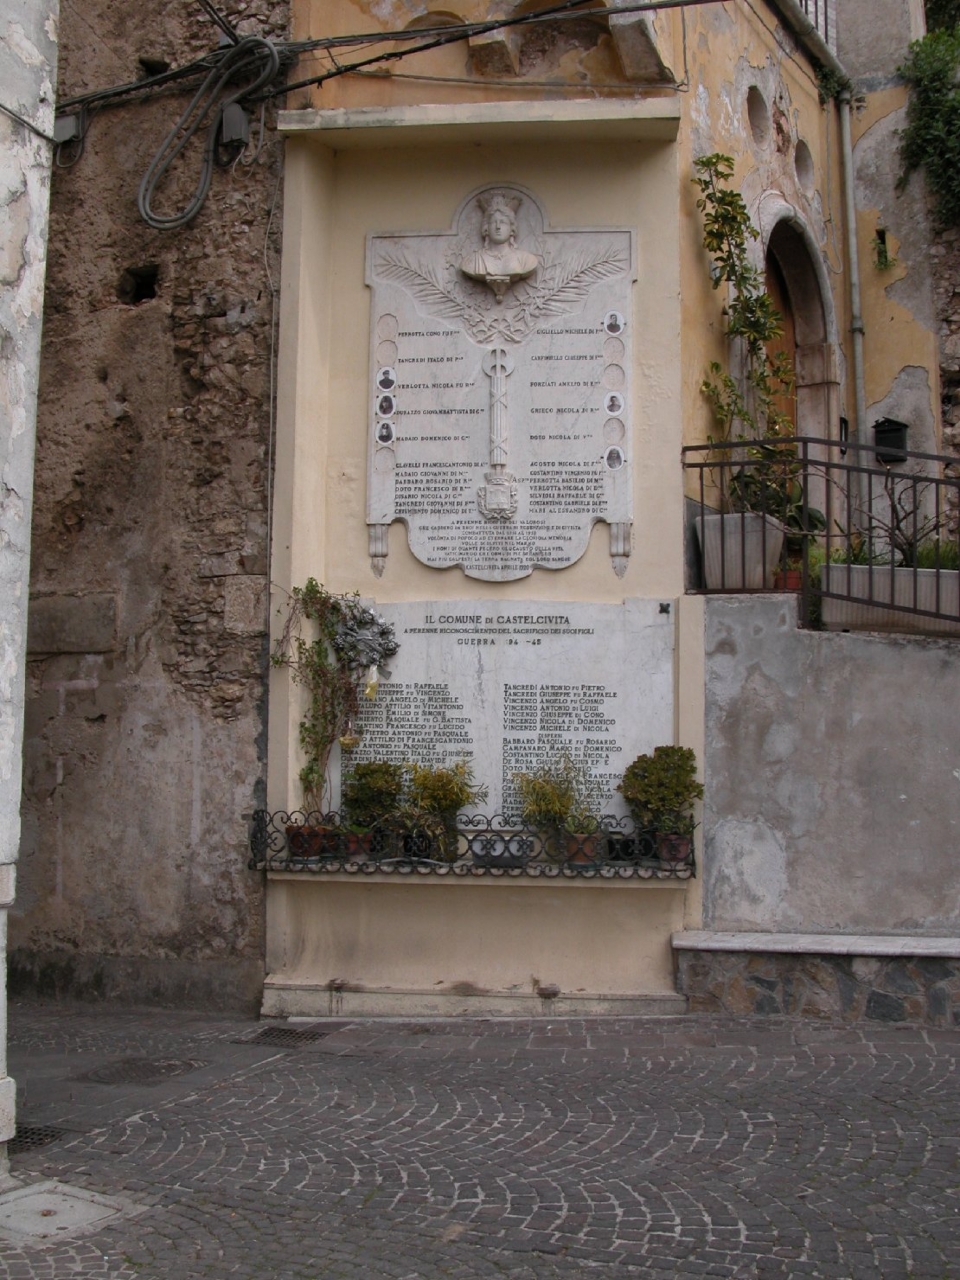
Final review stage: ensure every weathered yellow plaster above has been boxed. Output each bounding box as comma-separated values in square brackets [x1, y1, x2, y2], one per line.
[851, 85, 908, 144]
[857, 207, 938, 416]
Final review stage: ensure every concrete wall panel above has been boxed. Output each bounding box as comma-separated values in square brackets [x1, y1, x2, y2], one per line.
[703, 595, 960, 935]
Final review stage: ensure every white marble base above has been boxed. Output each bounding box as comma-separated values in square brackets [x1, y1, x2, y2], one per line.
[0, 1076, 13, 1145]
[262, 982, 687, 1019]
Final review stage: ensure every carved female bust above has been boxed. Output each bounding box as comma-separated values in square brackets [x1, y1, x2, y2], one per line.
[460, 192, 540, 302]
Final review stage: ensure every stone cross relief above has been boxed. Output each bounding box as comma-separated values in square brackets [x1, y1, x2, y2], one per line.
[478, 347, 517, 521]
[366, 185, 634, 580]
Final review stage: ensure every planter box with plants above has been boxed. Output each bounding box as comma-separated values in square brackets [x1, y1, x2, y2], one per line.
[820, 473, 960, 636]
[250, 746, 702, 879]
[617, 745, 703, 867]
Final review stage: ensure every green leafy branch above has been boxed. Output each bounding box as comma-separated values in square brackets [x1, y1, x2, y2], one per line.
[899, 27, 960, 228]
[693, 153, 795, 445]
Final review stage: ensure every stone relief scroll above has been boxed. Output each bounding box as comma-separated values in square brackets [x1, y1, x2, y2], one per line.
[366, 185, 635, 582]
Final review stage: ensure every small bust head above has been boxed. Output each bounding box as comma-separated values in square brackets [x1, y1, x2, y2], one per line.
[479, 192, 520, 248]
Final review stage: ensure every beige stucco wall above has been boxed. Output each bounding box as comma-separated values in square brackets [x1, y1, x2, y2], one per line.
[263, 873, 688, 1014]
[268, 13, 695, 1009]
[265, 1, 945, 1011]
[270, 112, 685, 812]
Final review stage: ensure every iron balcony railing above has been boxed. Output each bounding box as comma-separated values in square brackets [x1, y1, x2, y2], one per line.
[250, 810, 695, 880]
[792, 0, 833, 47]
[682, 435, 960, 634]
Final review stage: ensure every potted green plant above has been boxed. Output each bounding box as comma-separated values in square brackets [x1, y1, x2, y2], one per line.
[618, 746, 703, 865]
[693, 154, 823, 589]
[395, 760, 488, 863]
[514, 755, 603, 863]
[340, 760, 406, 857]
[271, 579, 398, 859]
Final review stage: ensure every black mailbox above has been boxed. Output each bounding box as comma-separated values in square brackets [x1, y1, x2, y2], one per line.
[872, 417, 909, 464]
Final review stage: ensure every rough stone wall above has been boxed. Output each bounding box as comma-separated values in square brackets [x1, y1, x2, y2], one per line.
[11, 0, 288, 1011]
[676, 949, 960, 1026]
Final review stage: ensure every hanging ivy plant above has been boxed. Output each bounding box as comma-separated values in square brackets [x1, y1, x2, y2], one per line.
[898, 28, 960, 228]
[813, 61, 851, 106]
[271, 580, 399, 812]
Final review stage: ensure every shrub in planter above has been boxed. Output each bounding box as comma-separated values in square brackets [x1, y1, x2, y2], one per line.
[514, 755, 603, 862]
[398, 760, 489, 862]
[618, 746, 703, 864]
[341, 761, 406, 856]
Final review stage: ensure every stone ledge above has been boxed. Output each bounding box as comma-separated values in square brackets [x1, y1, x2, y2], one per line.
[270, 870, 689, 889]
[672, 931, 960, 958]
[279, 98, 680, 147]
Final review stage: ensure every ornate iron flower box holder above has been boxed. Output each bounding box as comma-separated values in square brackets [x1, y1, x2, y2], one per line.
[251, 811, 694, 880]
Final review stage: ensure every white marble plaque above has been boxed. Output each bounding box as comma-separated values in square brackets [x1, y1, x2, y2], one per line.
[366, 186, 635, 581]
[341, 599, 674, 817]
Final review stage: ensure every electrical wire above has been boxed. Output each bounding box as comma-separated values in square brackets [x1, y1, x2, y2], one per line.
[239, 99, 267, 166]
[56, 0, 718, 114]
[59, 53, 233, 113]
[54, 0, 720, 228]
[138, 36, 279, 229]
[351, 67, 685, 94]
[198, 0, 239, 45]
[0, 100, 56, 145]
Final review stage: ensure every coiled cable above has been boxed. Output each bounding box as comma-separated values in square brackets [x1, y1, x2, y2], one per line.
[137, 35, 279, 230]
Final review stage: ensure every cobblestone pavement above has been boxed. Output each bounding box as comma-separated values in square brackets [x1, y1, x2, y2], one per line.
[5, 1003, 960, 1279]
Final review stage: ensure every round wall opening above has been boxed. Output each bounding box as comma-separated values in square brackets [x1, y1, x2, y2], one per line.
[747, 86, 771, 147]
[794, 139, 815, 196]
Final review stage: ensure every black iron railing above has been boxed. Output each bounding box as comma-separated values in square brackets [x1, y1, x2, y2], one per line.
[793, 0, 832, 46]
[682, 435, 960, 634]
[249, 811, 695, 879]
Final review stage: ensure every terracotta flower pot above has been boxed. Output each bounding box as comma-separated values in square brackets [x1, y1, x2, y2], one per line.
[285, 824, 340, 862]
[565, 833, 600, 865]
[656, 832, 693, 865]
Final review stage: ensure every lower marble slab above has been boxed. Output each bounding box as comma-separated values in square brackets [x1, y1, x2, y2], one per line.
[340, 596, 675, 816]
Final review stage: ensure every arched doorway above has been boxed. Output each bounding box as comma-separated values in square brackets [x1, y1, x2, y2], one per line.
[762, 215, 841, 546]
[764, 248, 798, 435]
[763, 217, 838, 445]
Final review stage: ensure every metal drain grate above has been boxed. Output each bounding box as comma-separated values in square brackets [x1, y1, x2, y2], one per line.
[237, 1025, 333, 1047]
[8, 1125, 70, 1154]
[73, 1058, 205, 1086]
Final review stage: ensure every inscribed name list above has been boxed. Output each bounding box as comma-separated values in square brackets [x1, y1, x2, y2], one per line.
[345, 599, 674, 818]
[366, 186, 634, 581]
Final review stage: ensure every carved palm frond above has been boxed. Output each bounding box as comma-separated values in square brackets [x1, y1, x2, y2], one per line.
[519, 248, 623, 320]
[376, 252, 466, 322]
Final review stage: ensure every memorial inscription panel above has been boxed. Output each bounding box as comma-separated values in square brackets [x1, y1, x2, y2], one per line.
[344, 599, 674, 818]
[366, 185, 635, 581]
